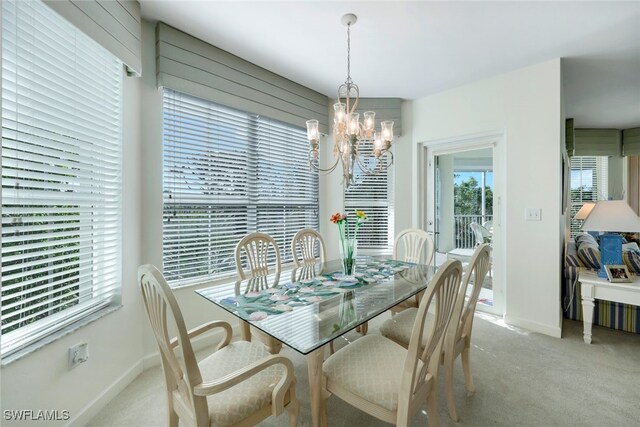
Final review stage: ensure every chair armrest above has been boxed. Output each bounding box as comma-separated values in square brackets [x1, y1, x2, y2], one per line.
[170, 321, 232, 351]
[193, 355, 295, 416]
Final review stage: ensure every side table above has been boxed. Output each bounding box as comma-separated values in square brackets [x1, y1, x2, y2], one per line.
[578, 270, 640, 344]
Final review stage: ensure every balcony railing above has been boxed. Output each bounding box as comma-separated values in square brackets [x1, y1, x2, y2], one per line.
[454, 214, 493, 249]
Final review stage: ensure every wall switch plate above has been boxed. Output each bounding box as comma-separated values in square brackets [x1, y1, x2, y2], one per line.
[69, 342, 89, 369]
[525, 208, 542, 221]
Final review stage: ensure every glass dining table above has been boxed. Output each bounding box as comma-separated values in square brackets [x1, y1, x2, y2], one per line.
[196, 256, 436, 427]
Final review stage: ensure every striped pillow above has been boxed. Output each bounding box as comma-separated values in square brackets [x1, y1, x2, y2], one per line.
[623, 251, 640, 274]
[577, 243, 601, 269]
[575, 232, 598, 246]
[565, 254, 584, 268]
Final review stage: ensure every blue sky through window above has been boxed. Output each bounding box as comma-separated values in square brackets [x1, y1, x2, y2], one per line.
[454, 171, 493, 188]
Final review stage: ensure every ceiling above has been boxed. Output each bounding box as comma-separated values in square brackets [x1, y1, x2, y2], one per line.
[140, 1, 640, 129]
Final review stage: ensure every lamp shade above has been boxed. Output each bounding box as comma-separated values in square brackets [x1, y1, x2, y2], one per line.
[581, 200, 640, 232]
[574, 202, 595, 220]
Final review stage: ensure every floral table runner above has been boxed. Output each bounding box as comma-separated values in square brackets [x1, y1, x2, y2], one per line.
[219, 258, 415, 322]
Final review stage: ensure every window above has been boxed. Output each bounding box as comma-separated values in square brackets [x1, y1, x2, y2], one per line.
[570, 156, 608, 236]
[1, 0, 122, 356]
[344, 145, 394, 253]
[162, 90, 319, 286]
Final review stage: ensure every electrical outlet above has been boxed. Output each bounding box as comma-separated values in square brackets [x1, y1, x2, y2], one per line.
[525, 208, 542, 221]
[69, 342, 89, 369]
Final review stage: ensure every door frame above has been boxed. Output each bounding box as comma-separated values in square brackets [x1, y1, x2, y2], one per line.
[419, 130, 506, 315]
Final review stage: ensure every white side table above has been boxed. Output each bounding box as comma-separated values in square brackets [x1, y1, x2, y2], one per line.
[578, 270, 640, 344]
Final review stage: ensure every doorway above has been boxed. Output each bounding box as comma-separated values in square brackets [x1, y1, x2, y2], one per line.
[422, 132, 504, 315]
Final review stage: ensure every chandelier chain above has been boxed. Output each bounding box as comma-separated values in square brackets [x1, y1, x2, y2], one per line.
[346, 23, 351, 83]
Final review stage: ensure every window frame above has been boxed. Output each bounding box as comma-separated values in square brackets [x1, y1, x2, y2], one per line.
[569, 155, 608, 237]
[343, 152, 395, 255]
[161, 89, 320, 287]
[1, 0, 124, 359]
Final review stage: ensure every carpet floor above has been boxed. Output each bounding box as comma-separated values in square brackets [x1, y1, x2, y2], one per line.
[88, 313, 640, 427]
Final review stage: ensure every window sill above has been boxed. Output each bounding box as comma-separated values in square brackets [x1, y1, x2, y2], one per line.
[1, 305, 123, 367]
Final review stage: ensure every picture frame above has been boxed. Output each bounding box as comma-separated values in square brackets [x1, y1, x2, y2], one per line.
[605, 264, 632, 283]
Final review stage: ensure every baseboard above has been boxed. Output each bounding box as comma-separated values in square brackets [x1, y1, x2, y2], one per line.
[67, 359, 143, 427]
[503, 314, 562, 338]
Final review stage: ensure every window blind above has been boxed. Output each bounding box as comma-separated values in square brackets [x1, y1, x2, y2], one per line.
[43, 0, 142, 75]
[569, 156, 608, 237]
[163, 89, 319, 286]
[1, 0, 122, 356]
[344, 144, 394, 252]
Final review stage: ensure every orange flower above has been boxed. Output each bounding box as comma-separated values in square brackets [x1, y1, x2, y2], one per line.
[330, 212, 343, 224]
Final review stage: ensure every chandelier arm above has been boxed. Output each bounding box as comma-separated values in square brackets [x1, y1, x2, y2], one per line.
[308, 151, 341, 173]
[354, 153, 379, 176]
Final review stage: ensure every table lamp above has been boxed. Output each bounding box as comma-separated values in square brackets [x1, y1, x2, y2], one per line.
[574, 202, 595, 220]
[574, 202, 597, 237]
[581, 200, 640, 278]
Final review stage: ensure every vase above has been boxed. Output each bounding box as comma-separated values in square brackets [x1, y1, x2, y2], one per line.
[338, 290, 357, 328]
[339, 239, 357, 277]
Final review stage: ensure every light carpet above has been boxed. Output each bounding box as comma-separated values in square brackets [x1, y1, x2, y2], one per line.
[88, 313, 640, 426]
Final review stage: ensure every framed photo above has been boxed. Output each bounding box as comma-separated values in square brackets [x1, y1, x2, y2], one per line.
[605, 265, 632, 283]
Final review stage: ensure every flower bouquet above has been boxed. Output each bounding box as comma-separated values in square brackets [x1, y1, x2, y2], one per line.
[330, 210, 367, 277]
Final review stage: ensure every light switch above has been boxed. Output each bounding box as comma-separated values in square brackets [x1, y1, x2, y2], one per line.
[525, 208, 542, 221]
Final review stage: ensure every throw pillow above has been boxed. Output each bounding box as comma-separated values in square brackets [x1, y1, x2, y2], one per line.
[577, 242, 601, 270]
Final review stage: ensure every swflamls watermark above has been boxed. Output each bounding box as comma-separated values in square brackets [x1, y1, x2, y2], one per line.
[3, 409, 70, 421]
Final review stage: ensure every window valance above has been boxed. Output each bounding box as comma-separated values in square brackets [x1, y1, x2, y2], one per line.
[44, 0, 141, 75]
[156, 22, 329, 134]
[353, 98, 403, 136]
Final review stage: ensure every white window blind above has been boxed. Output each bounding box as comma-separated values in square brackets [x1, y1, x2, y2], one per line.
[570, 156, 608, 237]
[344, 146, 394, 252]
[163, 89, 319, 286]
[1, 0, 122, 356]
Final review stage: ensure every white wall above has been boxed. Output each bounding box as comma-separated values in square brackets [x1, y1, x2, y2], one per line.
[0, 63, 144, 426]
[407, 59, 563, 336]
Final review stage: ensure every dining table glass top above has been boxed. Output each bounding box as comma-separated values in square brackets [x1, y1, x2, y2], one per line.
[196, 256, 436, 355]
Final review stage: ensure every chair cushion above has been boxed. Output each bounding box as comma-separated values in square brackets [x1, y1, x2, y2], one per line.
[323, 335, 421, 412]
[379, 308, 434, 348]
[199, 341, 284, 427]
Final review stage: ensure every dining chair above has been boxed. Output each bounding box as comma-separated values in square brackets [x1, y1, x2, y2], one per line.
[235, 232, 282, 280]
[379, 244, 491, 422]
[235, 232, 283, 353]
[321, 260, 463, 427]
[291, 228, 325, 267]
[394, 228, 435, 264]
[390, 228, 435, 314]
[138, 265, 299, 427]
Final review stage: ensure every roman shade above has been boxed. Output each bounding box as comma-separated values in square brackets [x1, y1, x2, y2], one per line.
[43, 0, 141, 75]
[622, 128, 640, 156]
[566, 118, 575, 156]
[156, 22, 329, 134]
[354, 98, 403, 136]
[574, 129, 621, 157]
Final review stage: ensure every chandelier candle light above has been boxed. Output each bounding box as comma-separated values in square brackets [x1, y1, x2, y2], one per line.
[306, 13, 394, 188]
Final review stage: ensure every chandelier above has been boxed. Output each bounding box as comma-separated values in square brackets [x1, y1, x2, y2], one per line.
[306, 13, 394, 188]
